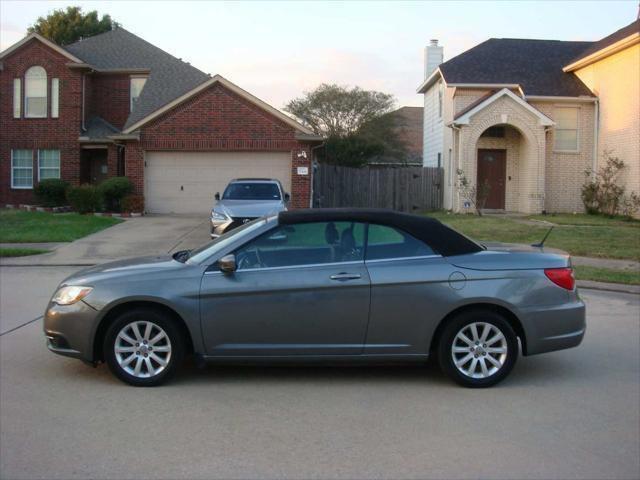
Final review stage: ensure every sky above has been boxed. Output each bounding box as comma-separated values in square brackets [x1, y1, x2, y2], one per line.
[0, 1, 637, 110]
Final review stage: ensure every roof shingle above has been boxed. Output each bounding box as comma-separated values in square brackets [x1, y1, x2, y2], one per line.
[567, 19, 640, 66]
[439, 38, 595, 97]
[64, 28, 210, 130]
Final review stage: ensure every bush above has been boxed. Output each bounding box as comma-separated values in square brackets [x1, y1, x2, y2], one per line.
[582, 151, 639, 217]
[67, 185, 103, 214]
[34, 178, 70, 207]
[98, 177, 133, 212]
[121, 194, 144, 213]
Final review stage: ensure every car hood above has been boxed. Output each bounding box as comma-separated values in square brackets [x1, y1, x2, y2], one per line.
[215, 199, 285, 218]
[448, 242, 571, 271]
[61, 255, 185, 285]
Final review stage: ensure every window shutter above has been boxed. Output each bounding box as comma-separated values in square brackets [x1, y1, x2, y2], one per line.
[51, 78, 59, 118]
[13, 79, 21, 118]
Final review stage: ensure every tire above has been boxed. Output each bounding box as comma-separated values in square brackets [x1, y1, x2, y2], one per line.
[437, 310, 518, 388]
[103, 308, 185, 387]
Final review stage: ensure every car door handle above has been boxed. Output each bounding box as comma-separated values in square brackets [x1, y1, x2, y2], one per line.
[330, 273, 361, 281]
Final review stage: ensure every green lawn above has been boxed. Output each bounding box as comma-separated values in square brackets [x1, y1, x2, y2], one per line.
[0, 210, 122, 243]
[0, 247, 50, 257]
[573, 266, 640, 285]
[428, 212, 640, 261]
[528, 213, 640, 228]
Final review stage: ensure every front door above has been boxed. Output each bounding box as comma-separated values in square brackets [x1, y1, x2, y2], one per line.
[477, 149, 506, 210]
[80, 149, 108, 184]
[199, 221, 371, 356]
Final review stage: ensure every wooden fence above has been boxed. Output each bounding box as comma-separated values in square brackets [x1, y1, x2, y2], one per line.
[313, 163, 444, 212]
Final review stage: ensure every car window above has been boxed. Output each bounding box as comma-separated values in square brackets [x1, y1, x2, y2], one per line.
[366, 224, 435, 260]
[234, 221, 365, 270]
[223, 183, 281, 200]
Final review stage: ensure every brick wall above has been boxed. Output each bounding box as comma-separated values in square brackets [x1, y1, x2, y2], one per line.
[125, 82, 313, 209]
[0, 39, 82, 205]
[88, 73, 130, 129]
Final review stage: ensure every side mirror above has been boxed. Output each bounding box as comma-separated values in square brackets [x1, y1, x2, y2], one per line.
[214, 192, 220, 201]
[218, 254, 236, 274]
[284, 192, 290, 202]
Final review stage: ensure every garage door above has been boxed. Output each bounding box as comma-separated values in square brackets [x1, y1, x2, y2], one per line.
[144, 151, 292, 214]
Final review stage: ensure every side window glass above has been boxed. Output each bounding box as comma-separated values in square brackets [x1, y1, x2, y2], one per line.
[366, 224, 435, 260]
[235, 221, 365, 270]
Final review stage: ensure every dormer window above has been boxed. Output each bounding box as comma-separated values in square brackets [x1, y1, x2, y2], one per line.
[130, 76, 147, 111]
[25, 66, 47, 118]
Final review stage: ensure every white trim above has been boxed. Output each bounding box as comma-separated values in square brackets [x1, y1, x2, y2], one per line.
[123, 74, 318, 136]
[51, 78, 59, 118]
[417, 67, 444, 93]
[13, 78, 21, 118]
[10, 149, 33, 189]
[563, 32, 640, 72]
[37, 149, 61, 181]
[0, 33, 83, 63]
[526, 95, 597, 103]
[452, 88, 555, 126]
[448, 83, 521, 89]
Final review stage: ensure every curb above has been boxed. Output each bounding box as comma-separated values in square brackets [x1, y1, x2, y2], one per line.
[577, 280, 640, 295]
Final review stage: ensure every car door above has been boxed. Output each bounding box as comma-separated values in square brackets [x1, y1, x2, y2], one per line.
[363, 223, 457, 356]
[199, 221, 371, 356]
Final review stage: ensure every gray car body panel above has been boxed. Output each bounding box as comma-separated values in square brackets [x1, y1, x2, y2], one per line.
[44, 215, 585, 365]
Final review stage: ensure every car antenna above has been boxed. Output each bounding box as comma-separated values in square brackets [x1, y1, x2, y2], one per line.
[532, 226, 554, 248]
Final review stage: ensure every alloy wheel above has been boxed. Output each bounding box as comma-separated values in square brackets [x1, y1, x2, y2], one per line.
[114, 321, 172, 378]
[451, 322, 508, 379]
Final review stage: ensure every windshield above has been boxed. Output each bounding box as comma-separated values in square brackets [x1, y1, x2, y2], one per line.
[186, 217, 271, 264]
[222, 182, 281, 200]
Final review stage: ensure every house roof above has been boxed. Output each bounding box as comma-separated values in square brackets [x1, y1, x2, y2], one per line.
[564, 19, 640, 71]
[0, 32, 83, 62]
[63, 28, 211, 131]
[435, 38, 595, 97]
[80, 116, 120, 140]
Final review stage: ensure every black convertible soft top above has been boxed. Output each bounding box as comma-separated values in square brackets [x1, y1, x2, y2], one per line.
[278, 208, 482, 257]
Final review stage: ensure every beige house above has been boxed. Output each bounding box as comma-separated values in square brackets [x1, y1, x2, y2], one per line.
[419, 20, 639, 214]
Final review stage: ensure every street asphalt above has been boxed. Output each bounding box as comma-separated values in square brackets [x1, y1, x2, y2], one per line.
[0, 264, 638, 479]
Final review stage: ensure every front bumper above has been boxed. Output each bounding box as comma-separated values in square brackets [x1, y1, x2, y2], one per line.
[43, 300, 100, 362]
[519, 298, 586, 356]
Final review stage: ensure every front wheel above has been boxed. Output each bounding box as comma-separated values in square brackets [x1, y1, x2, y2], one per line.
[104, 308, 184, 386]
[437, 310, 518, 388]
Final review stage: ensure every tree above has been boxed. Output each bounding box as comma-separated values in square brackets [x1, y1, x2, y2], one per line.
[285, 84, 396, 137]
[285, 84, 403, 166]
[28, 6, 118, 45]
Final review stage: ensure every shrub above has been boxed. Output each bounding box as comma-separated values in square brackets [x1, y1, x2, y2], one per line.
[581, 151, 638, 217]
[34, 178, 70, 207]
[67, 185, 103, 214]
[121, 194, 144, 213]
[456, 169, 491, 216]
[98, 177, 133, 212]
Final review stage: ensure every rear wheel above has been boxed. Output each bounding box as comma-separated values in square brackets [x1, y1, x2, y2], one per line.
[437, 310, 518, 388]
[104, 308, 184, 387]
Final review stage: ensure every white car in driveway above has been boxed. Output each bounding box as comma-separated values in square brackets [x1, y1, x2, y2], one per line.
[210, 178, 289, 237]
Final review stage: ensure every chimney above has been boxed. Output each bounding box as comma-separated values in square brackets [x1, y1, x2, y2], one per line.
[425, 39, 443, 78]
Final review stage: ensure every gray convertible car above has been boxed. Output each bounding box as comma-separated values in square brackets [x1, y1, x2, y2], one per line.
[44, 209, 585, 387]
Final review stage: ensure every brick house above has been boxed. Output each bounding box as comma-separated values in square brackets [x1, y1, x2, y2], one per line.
[0, 28, 322, 213]
[419, 19, 639, 214]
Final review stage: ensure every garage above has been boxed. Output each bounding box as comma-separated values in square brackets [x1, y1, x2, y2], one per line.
[144, 151, 292, 214]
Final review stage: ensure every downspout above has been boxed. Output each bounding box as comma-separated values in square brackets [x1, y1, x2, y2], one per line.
[81, 73, 86, 132]
[593, 98, 599, 175]
[450, 124, 462, 211]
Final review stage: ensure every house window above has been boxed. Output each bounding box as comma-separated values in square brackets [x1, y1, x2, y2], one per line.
[51, 78, 59, 118]
[11, 150, 33, 189]
[13, 79, 21, 118]
[438, 86, 443, 118]
[554, 107, 579, 152]
[481, 126, 506, 138]
[38, 150, 61, 180]
[25, 66, 47, 118]
[130, 77, 147, 111]
[437, 152, 441, 168]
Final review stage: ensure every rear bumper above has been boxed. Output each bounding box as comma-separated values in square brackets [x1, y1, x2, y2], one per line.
[519, 298, 586, 355]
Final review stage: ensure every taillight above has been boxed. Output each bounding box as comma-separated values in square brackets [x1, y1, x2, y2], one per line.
[544, 268, 575, 290]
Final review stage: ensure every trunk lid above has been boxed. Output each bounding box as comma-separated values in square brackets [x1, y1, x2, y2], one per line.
[448, 242, 571, 271]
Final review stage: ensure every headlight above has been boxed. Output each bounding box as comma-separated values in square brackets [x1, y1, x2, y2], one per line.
[211, 211, 229, 222]
[52, 286, 93, 305]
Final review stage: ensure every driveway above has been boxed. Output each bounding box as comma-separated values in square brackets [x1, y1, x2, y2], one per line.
[1, 215, 211, 266]
[0, 263, 638, 479]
